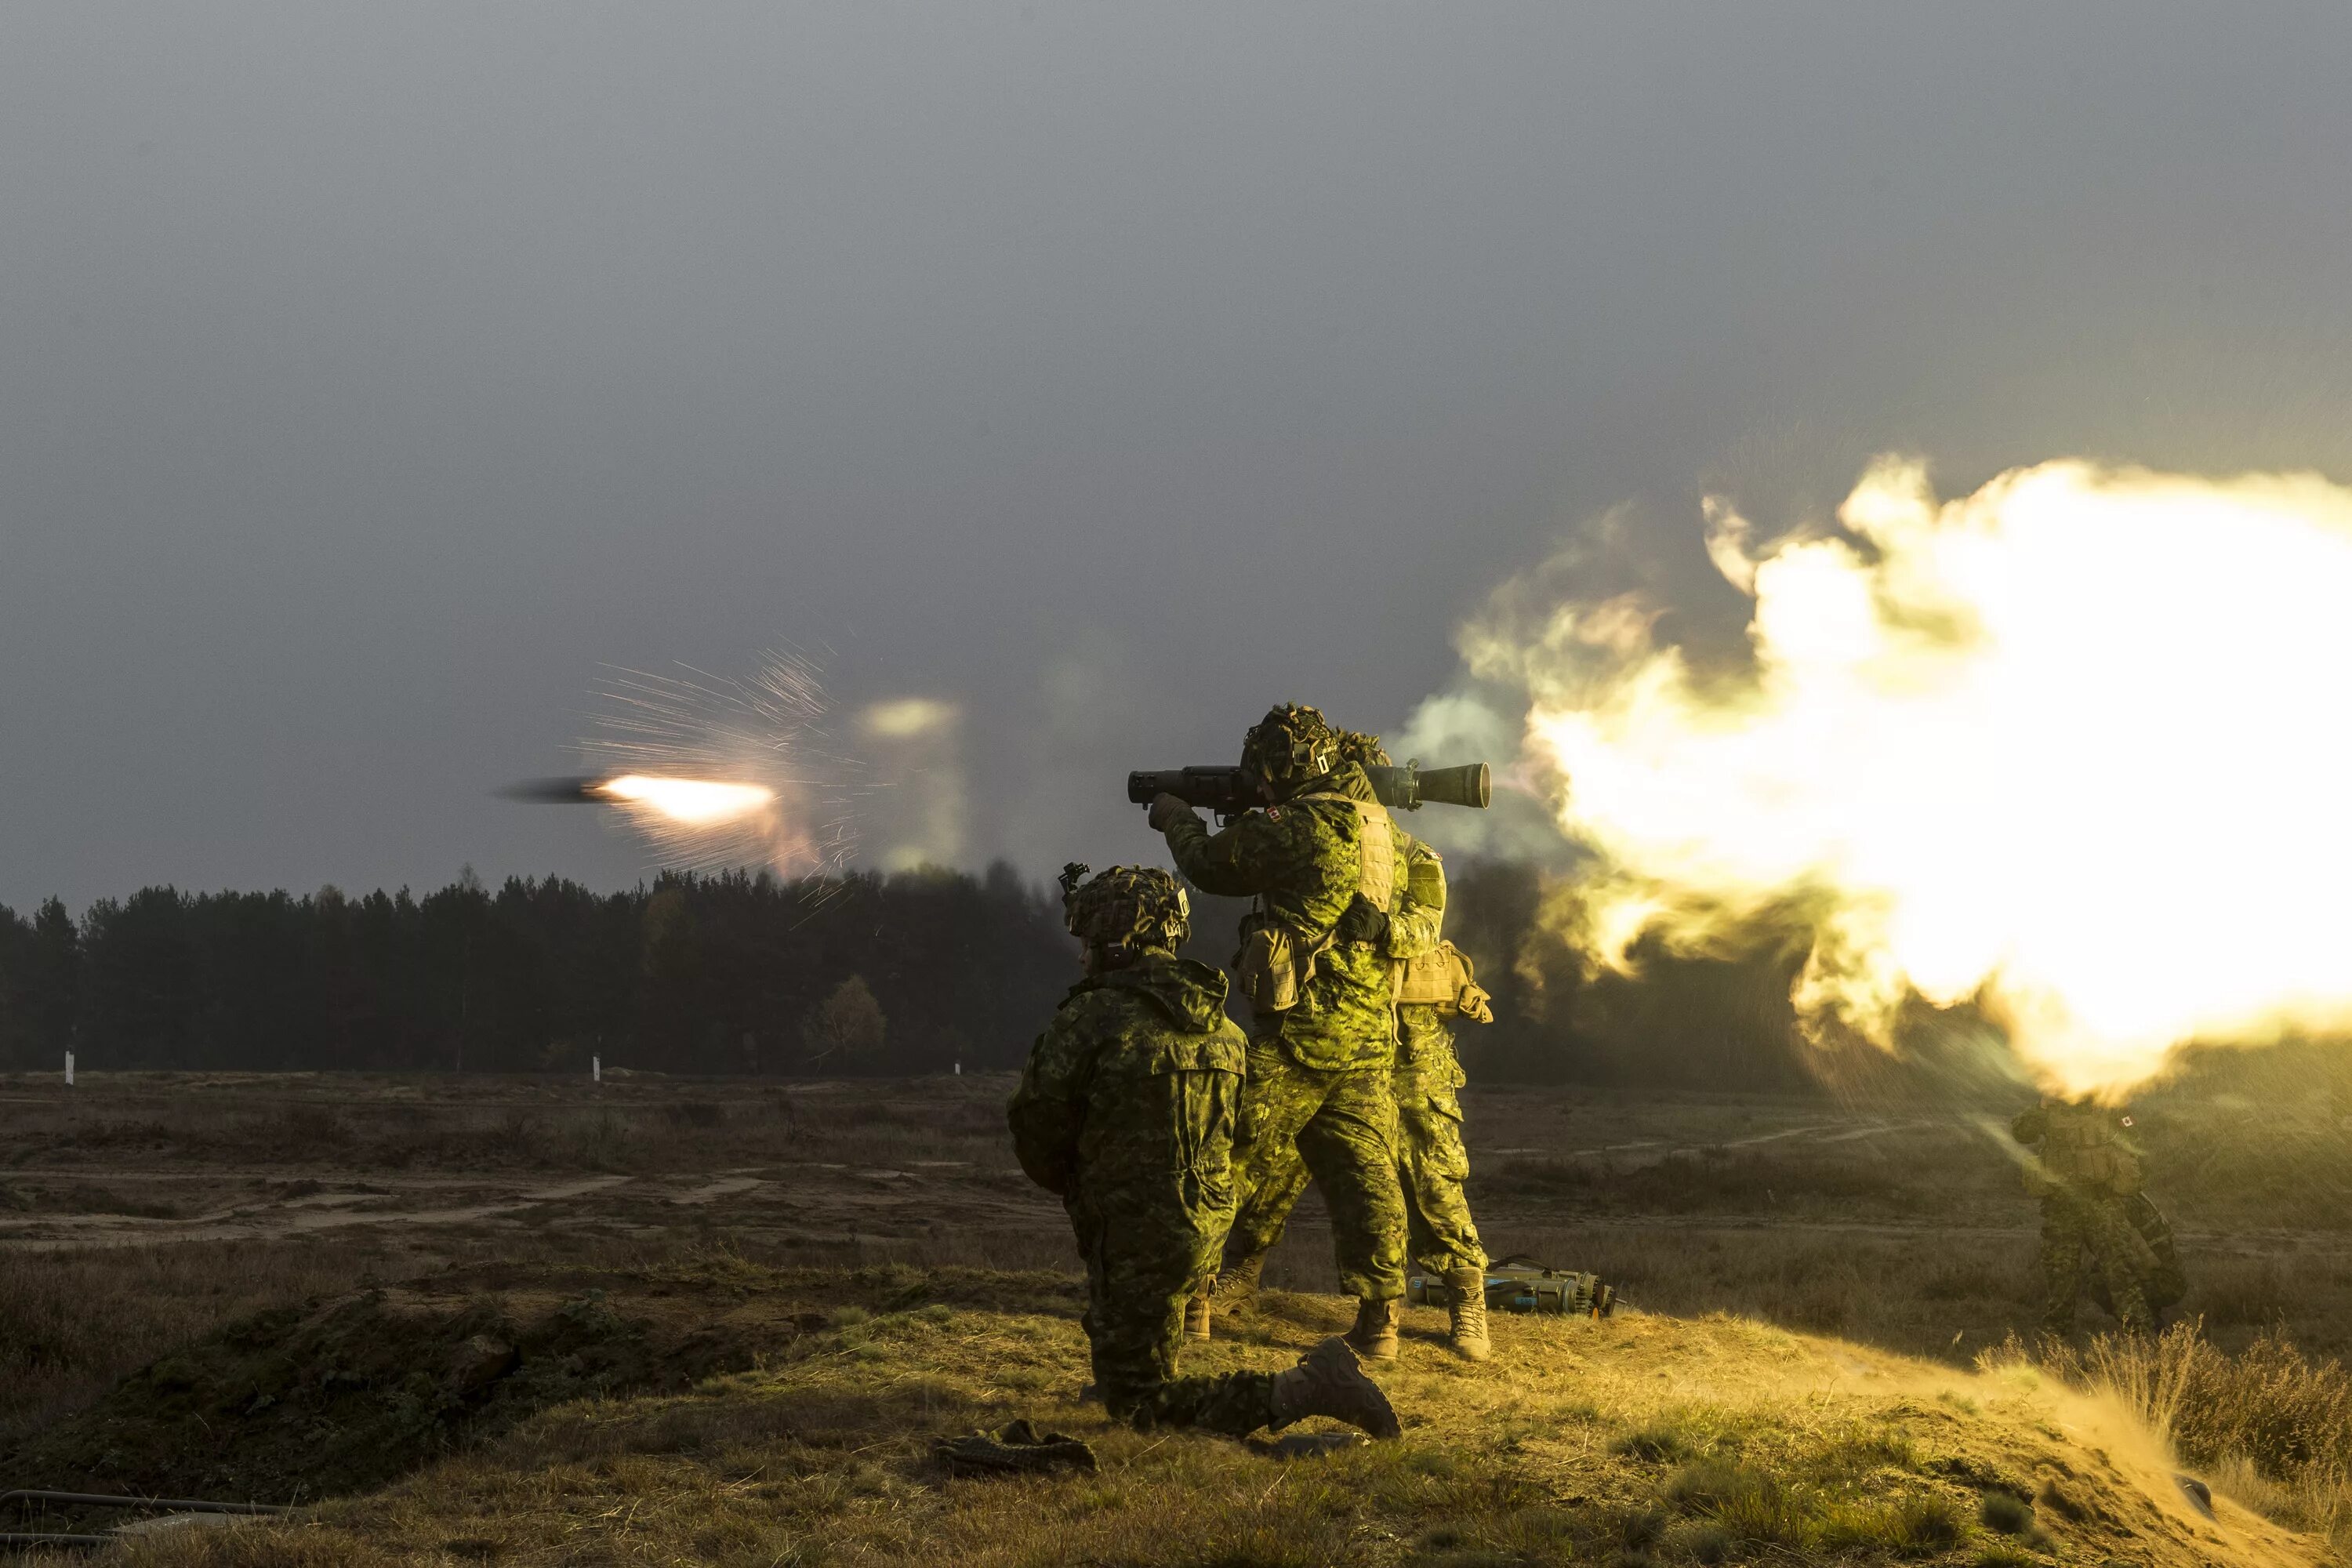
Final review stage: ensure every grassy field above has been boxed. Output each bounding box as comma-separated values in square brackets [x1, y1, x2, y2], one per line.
[2, 1264, 2326, 1568]
[0, 1068, 2347, 1563]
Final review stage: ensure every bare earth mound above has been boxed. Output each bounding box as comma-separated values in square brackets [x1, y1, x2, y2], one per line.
[2, 1264, 858, 1512]
[14, 1261, 2322, 1568]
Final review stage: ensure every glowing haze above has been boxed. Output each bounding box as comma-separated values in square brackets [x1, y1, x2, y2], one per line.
[1477, 458, 2352, 1095]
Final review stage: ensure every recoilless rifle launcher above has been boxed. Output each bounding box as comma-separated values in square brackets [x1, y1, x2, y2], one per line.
[1127, 761, 1490, 822]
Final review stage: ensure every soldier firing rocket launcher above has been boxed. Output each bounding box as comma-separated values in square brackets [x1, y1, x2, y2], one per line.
[1127, 760, 1490, 821]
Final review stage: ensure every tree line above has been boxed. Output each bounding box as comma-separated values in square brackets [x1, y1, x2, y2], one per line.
[0, 866, 1071, 1077]
[0, 860, 1868, 1089]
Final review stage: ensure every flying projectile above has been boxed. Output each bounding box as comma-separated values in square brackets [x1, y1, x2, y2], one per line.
[499, 775, 612, 804]
[499, 774, 778, 825]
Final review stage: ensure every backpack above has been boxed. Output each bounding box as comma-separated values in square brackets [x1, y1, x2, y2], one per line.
[2033, 1104, 2142, 1197]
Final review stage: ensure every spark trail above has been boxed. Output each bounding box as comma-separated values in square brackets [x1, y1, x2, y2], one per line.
[578, 651, 858, 877]
[1465, 457, 2352, 1094]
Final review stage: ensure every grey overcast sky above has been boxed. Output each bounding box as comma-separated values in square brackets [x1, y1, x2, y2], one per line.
[5, 2, 2350, 908]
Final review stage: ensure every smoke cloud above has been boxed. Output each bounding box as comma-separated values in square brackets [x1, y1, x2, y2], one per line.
[1438, 457, 2352, 1094]
[857, 698, 967, 871]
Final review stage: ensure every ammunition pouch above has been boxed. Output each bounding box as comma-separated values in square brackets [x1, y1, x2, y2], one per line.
[1395, 940, 1494, 1023]
[1236, 922, 1325, 1016]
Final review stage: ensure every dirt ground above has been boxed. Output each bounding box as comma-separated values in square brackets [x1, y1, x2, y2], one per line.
[2, 1068, 2343, 1367]
[0, 1069, 2347, 1562]
[66, 1269, 2329, 1568]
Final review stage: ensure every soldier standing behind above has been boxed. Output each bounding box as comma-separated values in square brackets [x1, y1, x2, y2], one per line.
[2011, 1094, 2156, 1337]
[1211, 731, 1497, 1361]
[1007, 864, 1399, 1439]
[1146, 705, 1414, 1359]
[1367, 734, 1496, 1360]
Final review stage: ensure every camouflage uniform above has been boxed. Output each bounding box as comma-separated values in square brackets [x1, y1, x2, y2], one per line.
[1008, 870, 1278, 1432]
[1008, 953, 1278, 1431]
[1393, 1010, 1485, 1279]
[2096, 1192, 2188, 1320]
[1225, 826, 1486, 1280]
[1160, 757, 1408, 1302]
[1385, 829, 1486, 1279]
[2012, 1099, 2155, 1336]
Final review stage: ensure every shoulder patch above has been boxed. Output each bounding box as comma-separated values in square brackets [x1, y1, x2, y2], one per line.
[1265, 806, 1283, 821]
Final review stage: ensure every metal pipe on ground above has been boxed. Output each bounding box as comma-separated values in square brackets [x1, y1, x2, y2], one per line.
[0, 1490, 289, 1516]
[0, 1490, 292, 1552]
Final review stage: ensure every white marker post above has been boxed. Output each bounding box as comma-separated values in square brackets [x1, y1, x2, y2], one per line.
[592, 1054, 601, 1084]
[64, 1051, 74, 1087]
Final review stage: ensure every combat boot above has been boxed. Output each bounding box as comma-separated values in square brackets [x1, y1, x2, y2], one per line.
[1345, 1295, 1402, 1361]
[1183, 1288, 1211, 1341]
[1210, 1250, 1265, 1308]
[1443, 1266, 1491, 1363]
[1269, 1336, 1401, 1439]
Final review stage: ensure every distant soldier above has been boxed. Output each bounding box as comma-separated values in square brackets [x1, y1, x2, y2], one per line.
[1211, 731, 1498, 1361]
[1146, 704, 1413, 1359]
[1007, 864, 1399, 1439]
[2012, 1095, 2161, 1337]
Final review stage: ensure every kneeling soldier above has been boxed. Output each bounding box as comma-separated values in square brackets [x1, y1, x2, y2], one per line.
[1008, 864, 1399, 1439]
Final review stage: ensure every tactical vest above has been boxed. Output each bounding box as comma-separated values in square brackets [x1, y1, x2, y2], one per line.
[1351, 799, 1395, 913]
[1236, 790, 1395, 1016]
[2036, 1105, 2141, 1197]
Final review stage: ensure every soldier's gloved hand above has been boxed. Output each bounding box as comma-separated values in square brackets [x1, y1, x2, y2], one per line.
[1334, 900, 1391, 947]
[1147, 793, 1200, 833]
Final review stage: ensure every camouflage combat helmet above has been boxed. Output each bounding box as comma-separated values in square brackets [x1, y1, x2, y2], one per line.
[1240, 703, 1339, 800]
[1334, 729, 1392, 770]
[1058, 862, 1189, 963]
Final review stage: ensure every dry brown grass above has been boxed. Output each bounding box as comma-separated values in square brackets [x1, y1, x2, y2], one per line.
[0, 1238, 401, 1443]
[2005, 1320, 2352, 1554]
[1, 1073, 2349, 1563]
[0, 1073, 1017, 1185]
[50, 1272, 2307, 1568]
